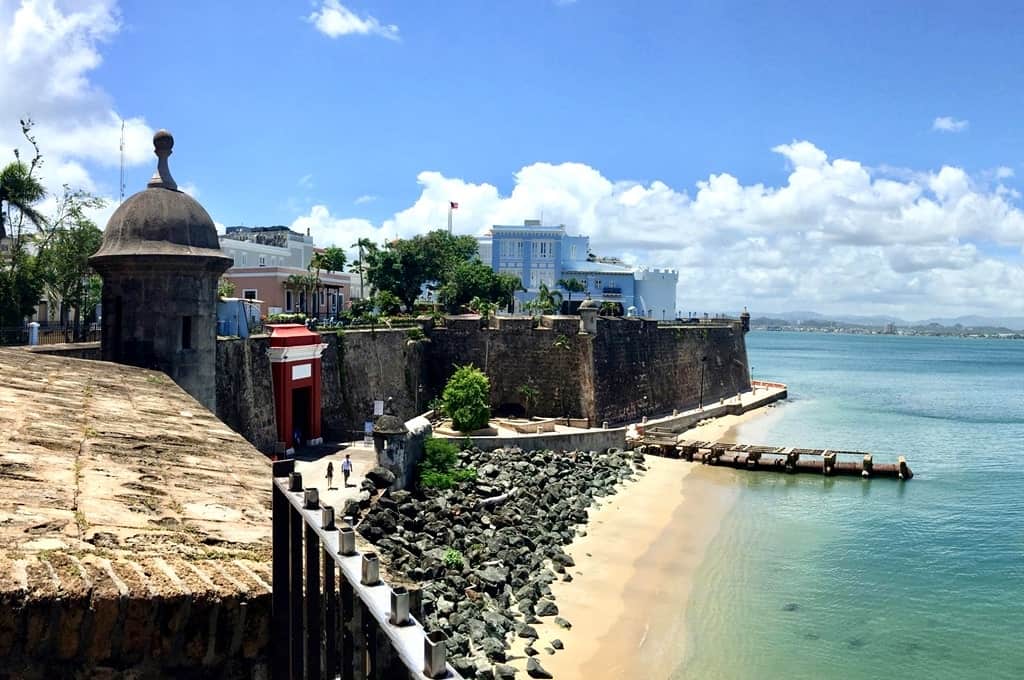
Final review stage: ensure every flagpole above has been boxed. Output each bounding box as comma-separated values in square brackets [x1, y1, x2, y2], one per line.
[447, 203, 453, 234]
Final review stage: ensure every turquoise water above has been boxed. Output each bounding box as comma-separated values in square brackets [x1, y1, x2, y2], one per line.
[676, 332, 1024, 680]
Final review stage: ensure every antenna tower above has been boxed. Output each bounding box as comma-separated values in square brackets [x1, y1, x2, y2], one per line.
[119, 119, 126, 203]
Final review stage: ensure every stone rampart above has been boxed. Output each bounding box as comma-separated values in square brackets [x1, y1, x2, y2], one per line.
[589, 318, 751, 424]
[0, 347, 273, 678]
[426, 320, 590, 419]
[213, 317, 751, 447]
[0, 553, 271, 679]
[216, 335, 278, 453]
[320, 329, 428, 441]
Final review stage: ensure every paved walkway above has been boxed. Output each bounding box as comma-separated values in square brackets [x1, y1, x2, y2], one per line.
[292, 440, 379, 512]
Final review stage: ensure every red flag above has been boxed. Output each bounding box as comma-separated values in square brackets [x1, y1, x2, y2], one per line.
[450, 201, 459, 210]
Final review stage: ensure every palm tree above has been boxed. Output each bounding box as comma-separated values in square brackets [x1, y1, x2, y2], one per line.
[531, 283, 563, 315]
[350, 237, 376, 301]
[557, 277, 586, 312]
[0, 161, 46, 241]
[494, 272, 525, 313]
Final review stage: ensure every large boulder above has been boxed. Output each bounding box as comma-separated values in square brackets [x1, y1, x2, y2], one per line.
[366, 466, 397, 488]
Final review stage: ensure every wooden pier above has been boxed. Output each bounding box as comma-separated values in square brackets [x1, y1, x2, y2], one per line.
[639, 430, 912, 480]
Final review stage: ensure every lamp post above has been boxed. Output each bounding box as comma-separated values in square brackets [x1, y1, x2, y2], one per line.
[699, 355, 707, 409]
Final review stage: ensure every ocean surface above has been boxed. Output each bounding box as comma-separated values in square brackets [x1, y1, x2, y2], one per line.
[675, 332, 1024, 680]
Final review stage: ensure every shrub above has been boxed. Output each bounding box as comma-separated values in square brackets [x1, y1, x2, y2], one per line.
[443, 548, 464, 570]
[374, 290, 403, 316]
[406, 326, 426, 342]
[427, 397, 446, 418]
[442, 364, 491, 432]
[419, 437, 476, 489]
[268, 312, 306, 324]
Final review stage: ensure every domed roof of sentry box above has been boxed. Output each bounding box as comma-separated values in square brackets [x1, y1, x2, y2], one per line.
[91, 130, 231, 265]
[578, 296, 600, 310]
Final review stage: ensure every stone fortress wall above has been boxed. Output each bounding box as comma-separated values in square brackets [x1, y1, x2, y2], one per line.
[214, 315, 751, 450]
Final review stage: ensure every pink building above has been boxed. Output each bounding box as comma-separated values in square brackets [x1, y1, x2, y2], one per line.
[219, 226, 351, 318]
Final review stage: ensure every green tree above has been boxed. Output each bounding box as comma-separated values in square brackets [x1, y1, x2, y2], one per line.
[438, 259, 503, 312]
[557, 277, 586, 311]
[284, 272, 318, 314]
[526, 283, 563, 316]
[0, 121, 47, 327]
[0, 121, 45, 242]
[517, 383, 539, 418]
[600, 301, 623, 317]
[373, 290, 402, 316]
[494, 272, 525, 313]
[468, 296, 497, 324]
[37, 201, 103, 340]
[442, 364, 491, 432]
[218, 278, 236, 298]
[350, 237, 377, 301]
[309, 246, 346, 317]
[365, 230, 479, 312]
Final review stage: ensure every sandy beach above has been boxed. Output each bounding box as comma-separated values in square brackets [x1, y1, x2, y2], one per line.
[509, 404, 777, 679]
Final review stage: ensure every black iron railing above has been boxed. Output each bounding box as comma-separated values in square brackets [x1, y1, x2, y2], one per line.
[271, 459, 462, 679]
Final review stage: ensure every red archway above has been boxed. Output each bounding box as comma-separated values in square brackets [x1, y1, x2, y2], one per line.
[268, 324, 327, 453]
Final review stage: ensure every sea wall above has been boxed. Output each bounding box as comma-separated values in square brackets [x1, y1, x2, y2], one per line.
[589, 319, 751, 424]
[320, 329, 428, 441]
[215, 335, 278, 453]
[442, 426, 628, 453]
[213, 318, 751, 448]
[426, 315, 591, 419]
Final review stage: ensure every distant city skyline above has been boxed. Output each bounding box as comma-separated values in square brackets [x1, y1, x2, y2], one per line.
[1, 0, 1022, 319]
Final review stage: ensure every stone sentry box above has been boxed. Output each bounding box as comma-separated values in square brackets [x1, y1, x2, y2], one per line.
[269, 324, 328, 453]
[90, 130, 231, 412]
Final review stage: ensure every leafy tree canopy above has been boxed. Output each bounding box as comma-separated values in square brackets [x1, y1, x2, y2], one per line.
[442, 364, 491, 433]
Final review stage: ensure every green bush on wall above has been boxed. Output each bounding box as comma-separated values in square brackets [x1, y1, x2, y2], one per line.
[441, 364, 491, 432]
[268, 312, 306, 324]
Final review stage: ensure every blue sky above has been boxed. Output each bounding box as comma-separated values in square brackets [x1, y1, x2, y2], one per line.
[2, 0, 1023, 319]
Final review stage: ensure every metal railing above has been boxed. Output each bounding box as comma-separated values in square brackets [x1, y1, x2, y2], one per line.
[272, 459, 462, 679]
[0, 325, 101, 346]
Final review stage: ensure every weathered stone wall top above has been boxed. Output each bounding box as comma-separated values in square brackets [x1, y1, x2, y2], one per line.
[494, 316, 533, 332]
[0, 347, 273, 676]
[26, 341, 102, 361]
[0, 347, 271, 562]
[539, 315, 581, 336]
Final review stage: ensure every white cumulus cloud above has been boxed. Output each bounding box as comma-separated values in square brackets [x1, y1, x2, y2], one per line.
[291, 142, 1024, 319]
[0, 0, 153, 222]
[308, 0, 399, 41]
[932, 116, 969, 133]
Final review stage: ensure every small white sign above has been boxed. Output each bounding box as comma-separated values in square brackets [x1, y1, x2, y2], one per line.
[373, 400, 384, 416]
[291, 363, 312, 380]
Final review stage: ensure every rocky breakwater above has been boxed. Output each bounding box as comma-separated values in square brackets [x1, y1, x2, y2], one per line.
[354, 445, 645, 679]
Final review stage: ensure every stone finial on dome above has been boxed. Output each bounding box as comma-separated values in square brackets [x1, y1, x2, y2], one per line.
[147, 129, 178, 191]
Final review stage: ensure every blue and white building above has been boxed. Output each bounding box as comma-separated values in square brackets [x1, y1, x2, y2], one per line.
[482, 220, 678, 318]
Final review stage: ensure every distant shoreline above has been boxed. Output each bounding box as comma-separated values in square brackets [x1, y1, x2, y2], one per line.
[752, 326, 1024, 339]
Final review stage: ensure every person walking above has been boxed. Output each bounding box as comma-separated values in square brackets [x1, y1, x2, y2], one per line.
[326, 461, 334, 490]
[342, 454, 353, 488]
